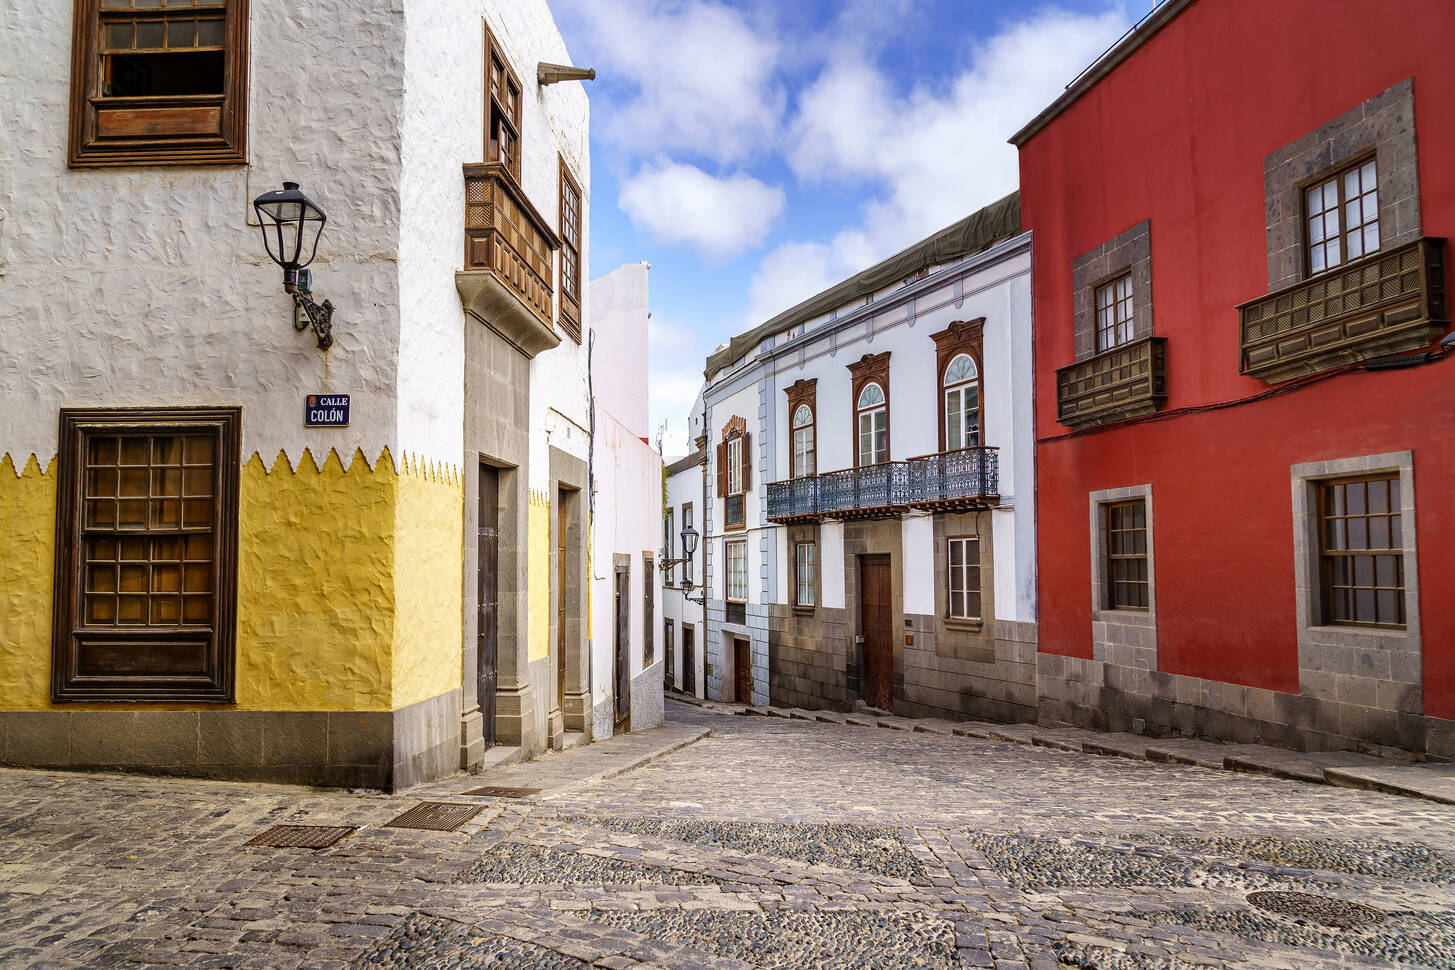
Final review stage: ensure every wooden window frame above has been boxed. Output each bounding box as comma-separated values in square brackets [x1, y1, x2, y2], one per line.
[717, 416, 749, 532]
[681, 502, 693, 584]
[68, 0, 250, 167]
[1093, 272, 1134, 352]
[793, 540, 816, 609]
[1300, 152, 1380, 278]
[643, 552, 654, 665]
[946, 535, 981, 621]
[1104, 499, 1149, 611]
[51, 407, 240, 702]
[931, 320, 985, 452]
[663, 507, 674, 586]
[484, 21, 523, 181]
[784, 378, 817, 479]
[1316, 473, 1405, 629]
[847, 352, 891, 468]
[558, 155, 583, 342]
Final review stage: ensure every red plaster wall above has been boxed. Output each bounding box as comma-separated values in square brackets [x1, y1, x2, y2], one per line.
[1019, 0, 1455, 714]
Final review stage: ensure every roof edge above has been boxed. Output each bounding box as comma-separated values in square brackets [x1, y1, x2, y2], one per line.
[1009, 0, 1198, 148]
[665, 447, 705, 477]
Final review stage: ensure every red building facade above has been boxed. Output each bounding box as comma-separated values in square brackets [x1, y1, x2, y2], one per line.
[1015, 0, 1453, 756]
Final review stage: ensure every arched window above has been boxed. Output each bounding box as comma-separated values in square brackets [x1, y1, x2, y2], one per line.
[942, 353, 980, 450]
[856, 382, 887, 466]
[791, 404, 815, 478]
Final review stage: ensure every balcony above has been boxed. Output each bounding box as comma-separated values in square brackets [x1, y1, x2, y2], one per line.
[765, 448, 999, 523]
[1056, 336, 1167, 430]
[1238, 237, 1448, 384]
[455, 163, 562, 358]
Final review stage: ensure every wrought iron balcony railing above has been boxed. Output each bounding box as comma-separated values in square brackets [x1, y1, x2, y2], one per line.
[463, 163, 556, 329]
[1238, 237, 1448, 384]
[905, 447, 999, 511]
[765, 448, 999, 523]
[1056, 335, 1167, 430]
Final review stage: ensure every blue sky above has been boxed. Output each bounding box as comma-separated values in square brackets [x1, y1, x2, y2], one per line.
[551, 0, 1142, 457]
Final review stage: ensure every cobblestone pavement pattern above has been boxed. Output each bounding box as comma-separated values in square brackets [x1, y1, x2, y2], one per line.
[1, 700, 1452, 969]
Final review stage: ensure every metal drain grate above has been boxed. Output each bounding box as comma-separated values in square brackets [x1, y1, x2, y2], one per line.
[462, 786, 540, 798]
[385, 801, 484, 832]
[1246, 890, 1386, 930]
[246, 825, 355, 849]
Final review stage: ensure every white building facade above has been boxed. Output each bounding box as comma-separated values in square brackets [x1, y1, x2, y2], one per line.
[700, 196, 1039, 721]
[662, 436, 706, 699]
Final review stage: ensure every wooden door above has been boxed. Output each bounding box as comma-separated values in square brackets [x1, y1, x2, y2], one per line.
[682, 625, 695, 695]
[477, 465, 499, 748]
[733, 638, 753, 703]
[614, 564, 630, 727]
[859, 555, 893, 711]
[556, 492, 567, 713]
[665, 619, 675, 691]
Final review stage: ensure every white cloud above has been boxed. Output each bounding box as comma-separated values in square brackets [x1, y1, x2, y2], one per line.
[619, 161, 786, 258]
[741, 6, 1130, 326]
[559, 0, 782, 163]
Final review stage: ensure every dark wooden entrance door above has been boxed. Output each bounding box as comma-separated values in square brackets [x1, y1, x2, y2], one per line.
[859, 555, 893, 711]
[477, 464, 499, 749]
[556, 492, 568, 714]
[682, 625, 695, 695]
[733, 637, 753, 703]
[614, 564, 630, 727]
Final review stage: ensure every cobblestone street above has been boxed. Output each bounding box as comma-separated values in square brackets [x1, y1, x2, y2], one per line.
[2, 700, 1452, 970]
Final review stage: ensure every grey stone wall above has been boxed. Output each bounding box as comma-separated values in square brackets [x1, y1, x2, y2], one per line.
[768, 604, 853, 710]
[1071, 219, 1152, 360]
[630, 660, 665, 731]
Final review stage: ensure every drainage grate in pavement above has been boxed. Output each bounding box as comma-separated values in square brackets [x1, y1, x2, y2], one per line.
[1245, 890, 1386, 930]
[463, 786, 541, 798]
[385, 801, 484, 832]
[245, 824, 355, 849]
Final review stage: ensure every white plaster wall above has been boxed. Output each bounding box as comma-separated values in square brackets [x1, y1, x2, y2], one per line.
[821, 520, 846, 609]
[901, 514, 935, 615]
[589, 263, 650, 440]
[587, 407, 663, 726]
[663, 456, 705, 694]
[0, 0, 410, 470]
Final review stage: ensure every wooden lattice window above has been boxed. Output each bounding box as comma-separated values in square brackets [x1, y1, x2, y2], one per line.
[558, 157, 583, 341]
[1306, 156, 1380, 275]
[1095, 273, 1134, 351]
[1318, 474, 1404, 627]
[52, 408, 240, 701]
[1105, 500, 1149, 610]
[68, 0, 249, 166]
[485, 24, 522, 179]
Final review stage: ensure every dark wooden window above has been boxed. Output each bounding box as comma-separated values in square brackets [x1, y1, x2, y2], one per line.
[1095, 273, 1133, 351]
[947, 536, 981, 619]
[68, 0, 249, 167]
[1305, 156, 1379, 275]
[663, 508, 674, 586]
[485, 24, 522, 180]
[52, 407, 240, 701]
[559, 157, 583, 342]
[718, 420, 749, 531]
[682, 502, 693, 585]
[1105, 500, 1148, 610]
[794, 541, 815, 608]
[1319, 474, 1404, 627]
[643, 553, 654, 665]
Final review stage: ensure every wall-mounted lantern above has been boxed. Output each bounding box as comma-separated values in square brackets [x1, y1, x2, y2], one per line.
[678, 525, 704, 604]
[253, 181, 335, 350]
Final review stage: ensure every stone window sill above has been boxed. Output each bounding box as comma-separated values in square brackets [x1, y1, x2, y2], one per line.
[792, 605, 816, 616]
[1094, 608, 1155, 627]
[944, 617, 983, 634]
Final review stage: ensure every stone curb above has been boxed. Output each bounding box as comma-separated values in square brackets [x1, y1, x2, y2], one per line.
[539, 726, 711, 800]
[696, 699, 1454, 805]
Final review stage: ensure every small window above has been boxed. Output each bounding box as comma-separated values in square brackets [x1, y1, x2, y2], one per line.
[942, 354, 980, 450]
[791, 404, 815, 478]
[559, 159, 583, 341]
[68, 0, 249, 166]
[726, 540, 748, 604]
[663, 508, 674, 586]
[1306, 158, 1379, 275]
[947, 536, 980, 620]
[856, 382, 888, 466]
[485, 25, 523, 180]
[1105, 500, 1149, 610]
[52, 407, 240, 701]
[794, 542, 816, 607]
[1095, 273, 1134, 351]
[1318, 474, 1403, 627]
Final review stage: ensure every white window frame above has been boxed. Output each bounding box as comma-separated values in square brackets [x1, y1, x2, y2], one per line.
[1095, 273, 1134, 351]
[725, 539, 748, 603]
[946, 536, 980, 620]
[856, 382, 887, 466]
[794, 541, 815, 608]
[791, 404, 815, 478]
[943, 353, 980, 451]
[727, 436, 745, 495]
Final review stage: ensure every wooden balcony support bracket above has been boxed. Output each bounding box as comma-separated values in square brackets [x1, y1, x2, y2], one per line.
[456, 163, 563, 359]
[1056, 336, 1168, 430]
[1238, 237, 1448, 384]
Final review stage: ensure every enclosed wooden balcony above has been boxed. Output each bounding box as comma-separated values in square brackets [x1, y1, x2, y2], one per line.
[1238, 237, 1448, 383]
[455, 163, 562, 358]
[1056, 336, 1167, 430]
[905, 447, 999, 512]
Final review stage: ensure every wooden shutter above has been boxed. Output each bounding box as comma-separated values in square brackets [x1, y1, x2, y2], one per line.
[741, 432, 751, 490]
[717, 442, 727, 497]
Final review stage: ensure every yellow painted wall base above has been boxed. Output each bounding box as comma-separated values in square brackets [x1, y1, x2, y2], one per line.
[0, 448, 463, 713]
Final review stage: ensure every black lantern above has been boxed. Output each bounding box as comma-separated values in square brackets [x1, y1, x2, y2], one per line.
[677, 524, 703, 602]
[680, 525, 699, 558]
[253, 181, 335, 350]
